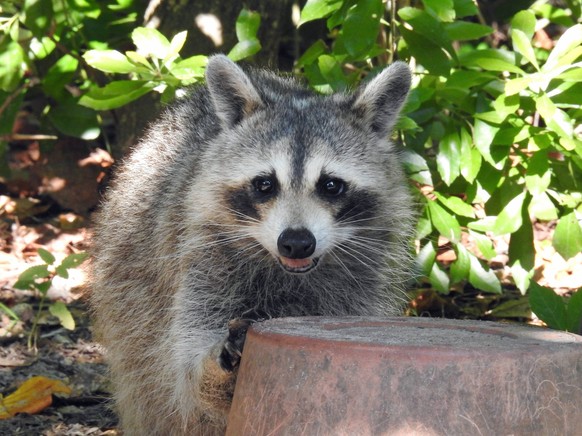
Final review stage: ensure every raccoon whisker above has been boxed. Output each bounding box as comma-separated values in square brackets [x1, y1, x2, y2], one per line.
[183, 234, 257, 251]
[339, 244, 386, 269]
[335, 211, 399, 225]
[335, 205, 372, 224]
[332, 244, 382, 274]
[328, 251, 360, 284]
[207, 223, 255, 229]
[346, 235, 412, 252]
[223, 207, 262, 224]
[233, 242, 266, 258]
[339, 225, 394, 234]
[343, 240, 391, 259]
[345, 235, 388, 248]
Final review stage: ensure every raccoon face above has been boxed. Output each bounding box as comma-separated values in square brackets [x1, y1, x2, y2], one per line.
[218, 138, 389, 274]
[198, 55, 411, 274]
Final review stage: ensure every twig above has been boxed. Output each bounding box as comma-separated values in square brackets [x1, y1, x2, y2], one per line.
[0, 78, 40, 118]
[0, 134, 58, 142]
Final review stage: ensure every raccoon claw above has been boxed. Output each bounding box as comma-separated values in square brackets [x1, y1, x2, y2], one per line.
[217, 312, 269, 373]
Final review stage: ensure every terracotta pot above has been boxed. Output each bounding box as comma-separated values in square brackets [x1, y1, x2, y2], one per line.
[227, 316, 582, 435]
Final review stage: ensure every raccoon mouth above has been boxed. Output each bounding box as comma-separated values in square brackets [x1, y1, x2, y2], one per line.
[278, 257, 319, 273]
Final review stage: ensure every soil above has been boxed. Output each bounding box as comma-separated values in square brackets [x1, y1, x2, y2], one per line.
[0, 303, 118, 435]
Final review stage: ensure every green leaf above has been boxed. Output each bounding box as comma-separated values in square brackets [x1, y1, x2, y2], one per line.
[473, 118, 502, 169]
[84, 50, 136, 74]
[299, 0, 343, 25]
[536, 94, 574, 140]
[47, 102, 100, 140]
[529, 282, 568, 330]
[446, 70, 496, 89]
[553, 211, 582, 260]
[170, 55, 207, 82]
[544, 24, 582, 72]
[37, 248, 56, 265]
[452, 0, 478, 18]
[511, 10, 536, 40]
[79, 81, 156, 111]
[0, 302, 19, 321]
[23, 0, 53, 38]
[444, 22, 492, 41]
[511, 261, 533, 295]
[402, 150, 433, 186]
[59, 252, 89, 270]
[566, 290, 582, 333]
[525, 151, 551, 196]
[399, 25, 451, 77]
[492, 191, 526, 235]
[417, 241, 436, 276]
[505, 77, 531, 96]
[229, 10, 262, 62]
[132, 27, 171, 59]
[430, 263, 450, 294]
[436, 131, 461, 186]
[474, 111, 506, 124]
[14, 265, 50, 290]
[36, 281, 51, 294]
[43, 55, 79, 100]
[169, 31, 188, 58]
[317, 55, 348, 91]
[450, 243, 470, 283]
[421, 0, 455, 22]
[426, 200, 461, 243]
[49, 301, 75, 330]
[417, 214, 432, 240]
[126, 51, 150, 68]
[511, 29, 539, 70]
[436, 193, 475, 218]
[469, 230, 496, 260]
[529, 192, 558, 221]
[508, 201, 535, 271]
[459, 49, 524, 75]
[398, 7, 456, 59]
[339, 0, 383, 57]
[459, 127, 481, 183]
[29, 36, 56, 60]
[469, 254, 501, 294]
[0, 41, 25, 92]
[235, 8, 261, 41]
[492, 94, 520, 118]
[297, 40, 327, 68]
[488, 297, 531, 318]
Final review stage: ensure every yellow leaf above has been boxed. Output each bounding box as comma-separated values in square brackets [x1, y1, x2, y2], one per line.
[0, 376, 71, 419]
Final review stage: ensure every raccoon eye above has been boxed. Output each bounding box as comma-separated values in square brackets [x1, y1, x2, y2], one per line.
[320, 178, 346, 197]
[252, 177, 276, 196]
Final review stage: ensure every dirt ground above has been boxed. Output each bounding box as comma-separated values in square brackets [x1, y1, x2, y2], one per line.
[0, 304, 118, 435]
[0, 221, 119, 435]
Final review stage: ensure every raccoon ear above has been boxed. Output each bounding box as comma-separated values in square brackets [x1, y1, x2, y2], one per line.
[352, 62, 411, 138]
[205, 54, 263, 128]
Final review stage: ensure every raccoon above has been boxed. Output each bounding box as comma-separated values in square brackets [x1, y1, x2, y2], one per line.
[90, 54, 414, 435]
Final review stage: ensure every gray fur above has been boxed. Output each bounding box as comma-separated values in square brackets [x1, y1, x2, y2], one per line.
[90, 55, 415, 435]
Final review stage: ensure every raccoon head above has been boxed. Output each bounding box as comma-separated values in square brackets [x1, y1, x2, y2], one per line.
[199, 55, 412, 275]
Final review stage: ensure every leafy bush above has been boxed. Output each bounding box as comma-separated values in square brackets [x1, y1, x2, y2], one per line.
[297, 0, 581, 301]
[0, 0, 140, 143]
[14, 249, 88, 348]
[80, 9, 261, 110]
[2, 0, 581, 330]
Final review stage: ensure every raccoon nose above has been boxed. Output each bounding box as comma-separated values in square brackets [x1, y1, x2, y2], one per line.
[277, 228, 316, 259]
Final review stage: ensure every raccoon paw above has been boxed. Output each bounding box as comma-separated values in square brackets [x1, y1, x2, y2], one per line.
[217, 310, 269, 372]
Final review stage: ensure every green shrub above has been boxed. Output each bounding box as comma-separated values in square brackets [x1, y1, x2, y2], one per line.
[2, 0, 581, 330]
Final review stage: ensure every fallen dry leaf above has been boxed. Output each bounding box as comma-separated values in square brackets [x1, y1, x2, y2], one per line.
[0, 375, 72, 419]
